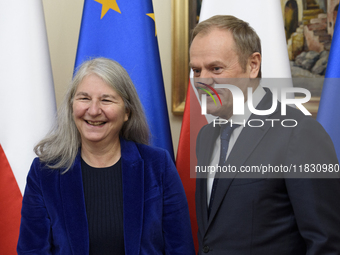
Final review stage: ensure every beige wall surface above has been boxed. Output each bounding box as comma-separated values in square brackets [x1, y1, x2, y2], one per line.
[42, 0, 183, 157]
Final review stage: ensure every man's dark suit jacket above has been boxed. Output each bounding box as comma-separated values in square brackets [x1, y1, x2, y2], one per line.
[196, 88, 340, 255]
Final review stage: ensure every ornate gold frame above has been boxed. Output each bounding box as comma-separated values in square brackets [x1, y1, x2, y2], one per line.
[171, 0, 189, 115]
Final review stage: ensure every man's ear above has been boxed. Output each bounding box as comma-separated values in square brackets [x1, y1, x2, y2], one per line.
[248, 52, 261, 78]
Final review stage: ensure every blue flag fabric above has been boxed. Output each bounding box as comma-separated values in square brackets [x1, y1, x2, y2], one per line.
[75, 0, 174, 160]
[317, 17, 340, 162]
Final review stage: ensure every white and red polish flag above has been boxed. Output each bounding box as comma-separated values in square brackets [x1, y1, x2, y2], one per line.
[0, 0, 56, 254]
[176, 0, 291, 252]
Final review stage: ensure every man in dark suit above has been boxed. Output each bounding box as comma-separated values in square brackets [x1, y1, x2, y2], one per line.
[190, 15, 340, 254]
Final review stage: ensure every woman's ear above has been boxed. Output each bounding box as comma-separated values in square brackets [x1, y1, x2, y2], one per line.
[124, 108, 130, 122]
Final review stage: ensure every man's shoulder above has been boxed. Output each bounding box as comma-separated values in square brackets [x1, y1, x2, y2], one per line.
[278, 103, 311, 120]
[274, 103, 325, 130]
[197, 121, 219, 140]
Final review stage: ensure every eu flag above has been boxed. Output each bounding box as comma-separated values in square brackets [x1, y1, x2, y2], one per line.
[317, 16, 340, 162]
[75, 0, 174, 159]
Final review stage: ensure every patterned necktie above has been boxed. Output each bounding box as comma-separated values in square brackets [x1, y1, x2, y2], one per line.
[208, 124, 240, 218]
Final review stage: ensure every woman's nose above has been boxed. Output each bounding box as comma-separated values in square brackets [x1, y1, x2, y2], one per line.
[87, 101, 102, 115]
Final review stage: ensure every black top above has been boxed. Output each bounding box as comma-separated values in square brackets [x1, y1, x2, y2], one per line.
[81, 158, 125, 255]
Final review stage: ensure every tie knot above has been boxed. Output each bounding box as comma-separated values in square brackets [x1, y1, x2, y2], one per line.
[220, 124, 240, 141]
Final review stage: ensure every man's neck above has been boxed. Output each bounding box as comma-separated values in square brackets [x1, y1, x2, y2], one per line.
[229, 84, 266, 124]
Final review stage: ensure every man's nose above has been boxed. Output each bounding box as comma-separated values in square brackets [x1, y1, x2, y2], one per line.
[197, 70, 214, 86]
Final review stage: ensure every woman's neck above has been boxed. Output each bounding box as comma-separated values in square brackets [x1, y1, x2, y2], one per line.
[80, 138, 121, 168]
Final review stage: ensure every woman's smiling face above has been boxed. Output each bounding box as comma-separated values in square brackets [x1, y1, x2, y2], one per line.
[72, 74, 129, 147]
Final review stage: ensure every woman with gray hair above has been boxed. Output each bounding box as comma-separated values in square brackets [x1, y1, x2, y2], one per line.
[17, 58, 195, 255]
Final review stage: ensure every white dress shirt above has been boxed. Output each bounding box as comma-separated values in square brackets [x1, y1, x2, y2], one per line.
[207, 85, 266, 206]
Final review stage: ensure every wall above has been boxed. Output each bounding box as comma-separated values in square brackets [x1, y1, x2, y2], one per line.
[42, 0, 183, 157]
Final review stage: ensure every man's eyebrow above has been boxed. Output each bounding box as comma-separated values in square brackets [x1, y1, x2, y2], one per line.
[189, 61, 225, 68]
[207, 61, 225, 67]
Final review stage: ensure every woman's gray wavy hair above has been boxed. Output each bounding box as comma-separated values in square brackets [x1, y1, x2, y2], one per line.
[34, 57, 150, 172]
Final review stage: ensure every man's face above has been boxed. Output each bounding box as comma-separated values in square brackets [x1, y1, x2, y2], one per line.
[189, 28, 259, 119]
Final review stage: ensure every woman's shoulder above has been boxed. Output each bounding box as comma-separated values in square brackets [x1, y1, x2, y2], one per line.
[24, 157, 62, 192]
[29, 156, 64, 177]
[31, 157, 48, 170]
[136, 142, 167, 153]
[121, 138, 170, 159]
[121, 140, 174, 173]
[135, 142, 172, 162]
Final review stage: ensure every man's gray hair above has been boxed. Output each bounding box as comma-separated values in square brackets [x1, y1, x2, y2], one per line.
[191, 15, 262, 78]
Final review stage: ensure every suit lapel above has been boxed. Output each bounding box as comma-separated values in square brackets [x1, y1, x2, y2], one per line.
[60, 153, 89, 255]
[120, 138, 144, 255]
[196, 124, 221, 232]
[228, 88, 279, 168]
[196, 124, 221, 166]
[207, 124, 271, 226]
[207, 89, 279, 226]
[196, 178, 208, 232]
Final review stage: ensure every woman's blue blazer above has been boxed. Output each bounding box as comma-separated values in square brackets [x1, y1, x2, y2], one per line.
[17, 138, 195, 255]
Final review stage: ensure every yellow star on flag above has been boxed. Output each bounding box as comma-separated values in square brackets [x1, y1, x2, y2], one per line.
[146, 13, 157, 36]
[95, 0, 121, 19]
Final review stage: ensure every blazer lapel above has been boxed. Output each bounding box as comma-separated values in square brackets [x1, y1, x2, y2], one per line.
[120, 138, 144, 255]
[207, 89, 279, 226]
[196, 124, 221, 232]
[60, 153, 89, 255]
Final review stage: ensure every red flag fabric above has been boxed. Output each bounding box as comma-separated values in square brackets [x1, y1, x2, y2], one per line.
[0, 145, 22, 254]
[0, 1, 56, 254]
[176, 83, 208, 252]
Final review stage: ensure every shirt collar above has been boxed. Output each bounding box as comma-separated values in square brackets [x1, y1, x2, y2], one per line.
[229, 84, 266, 124]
